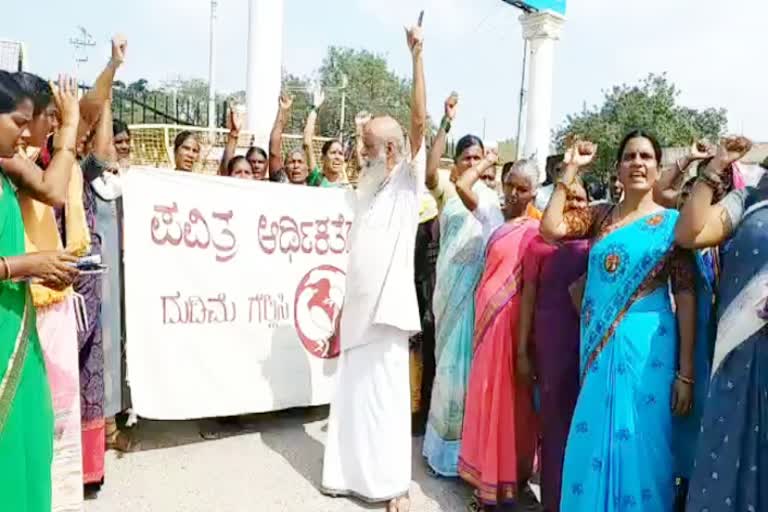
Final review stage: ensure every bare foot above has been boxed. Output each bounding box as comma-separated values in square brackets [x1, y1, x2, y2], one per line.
[387, 495, 410, 512]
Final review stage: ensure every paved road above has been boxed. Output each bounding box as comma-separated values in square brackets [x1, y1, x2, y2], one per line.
[84, 406, 475, 511]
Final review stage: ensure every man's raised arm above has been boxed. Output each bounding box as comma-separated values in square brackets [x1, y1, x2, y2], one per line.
[406, 19, 425, 158]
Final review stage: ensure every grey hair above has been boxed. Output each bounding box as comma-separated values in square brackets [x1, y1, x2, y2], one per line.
[504, 158, 540, 189]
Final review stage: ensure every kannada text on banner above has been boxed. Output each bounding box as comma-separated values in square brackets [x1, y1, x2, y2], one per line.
[122, 168, 354, 419]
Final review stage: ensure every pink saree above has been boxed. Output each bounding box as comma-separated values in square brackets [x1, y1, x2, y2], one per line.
[458, 218, 540, 505]
[37, 298, 84, 511]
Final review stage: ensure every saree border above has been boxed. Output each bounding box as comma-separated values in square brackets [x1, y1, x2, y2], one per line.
[578, 210, 679, 382]
[433, 196, 485, 344]
[471, 220, 534, 352]
[457, 457, 519, 505]
[472, 264, 523, 353]
[0, 293, 32, 435]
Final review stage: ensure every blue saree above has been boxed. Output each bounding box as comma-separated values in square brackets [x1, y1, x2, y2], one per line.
[561, 209, 681, 512]
[672, 250, 716, 481]
[423, 189, 498, 476]
[687, 185, 768, 512]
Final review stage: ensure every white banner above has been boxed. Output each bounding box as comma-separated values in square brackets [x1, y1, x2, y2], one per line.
[123, 168, 354, 419]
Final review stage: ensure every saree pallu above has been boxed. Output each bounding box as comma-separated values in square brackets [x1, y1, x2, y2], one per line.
[528, 236, 589, 512]
[423, 195, 489, 476]
[687, 200, 768, 512]
[561, 210, 680, 512]
[38, 298, 85, 511]
[457, 218, 540, 505]
[0, 174, 54, 512]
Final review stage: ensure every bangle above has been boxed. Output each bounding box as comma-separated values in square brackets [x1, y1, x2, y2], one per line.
[697, 169, 722, 191]
[676, 372, 694, 385]
[53, 146, 77, 155]
[556, 175, 576, 190]
[0, 256, 11, 280]
[440, 116, 452, 134]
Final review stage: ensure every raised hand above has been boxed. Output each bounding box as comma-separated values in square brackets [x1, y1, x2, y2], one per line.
[444, 92, 458, 121]
[50, 75, 80, 129]
[111, 35, 128, 66]
[714, 135, 752, 166]
[311, 86, 325, 110]
[483, 148, 499, 167]
[227, 103, 242, 138]
[564, 139, 598, 169]
[689, 140, 714, 161]
[278, 92, 293, 112]
[405, 17, 424, 57]
[354, 111, 372, 130]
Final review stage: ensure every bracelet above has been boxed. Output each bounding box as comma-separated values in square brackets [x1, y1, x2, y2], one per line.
[52, 146, 77, 155]
[676, 372, 694, 385]
[0, 256, 11, 280]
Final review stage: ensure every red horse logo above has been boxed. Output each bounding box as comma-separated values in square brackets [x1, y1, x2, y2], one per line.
[294, 265, 346, 358]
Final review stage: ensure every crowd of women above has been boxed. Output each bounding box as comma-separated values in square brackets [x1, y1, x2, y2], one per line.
[405, 92, 766, 512]
[0, 30, 766, 512]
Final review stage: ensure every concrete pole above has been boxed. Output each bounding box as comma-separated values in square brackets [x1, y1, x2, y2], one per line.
[246, 0, 284, 149]
[207, 0, 218, 130]
[519, 10, 565, 183]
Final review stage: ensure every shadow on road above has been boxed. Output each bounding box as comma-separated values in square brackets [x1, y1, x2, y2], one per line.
[260, 410, 376, 510]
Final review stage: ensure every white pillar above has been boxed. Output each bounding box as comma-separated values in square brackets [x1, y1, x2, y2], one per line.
[520, 11, 565, 183]
[246, 0, 284, 149]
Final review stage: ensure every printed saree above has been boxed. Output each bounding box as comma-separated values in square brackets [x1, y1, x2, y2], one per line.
[561, 209, 681, 512]
[687, 185, 768, 512]
[423, 188, 496, 476]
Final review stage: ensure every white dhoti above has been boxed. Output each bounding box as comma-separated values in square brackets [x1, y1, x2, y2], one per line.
[321, 325, 411, 503]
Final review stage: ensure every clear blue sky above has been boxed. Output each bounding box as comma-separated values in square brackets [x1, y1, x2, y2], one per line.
[5, 0, 766, 143]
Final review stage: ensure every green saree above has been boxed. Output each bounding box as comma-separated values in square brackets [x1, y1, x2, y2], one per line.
[0, 173, 54, 511]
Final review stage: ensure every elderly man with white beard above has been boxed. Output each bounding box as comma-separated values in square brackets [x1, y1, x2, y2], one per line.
[320, 15, 426, 512]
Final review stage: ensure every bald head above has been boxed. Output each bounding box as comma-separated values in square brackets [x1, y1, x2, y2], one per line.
[362, 115, 406, 171]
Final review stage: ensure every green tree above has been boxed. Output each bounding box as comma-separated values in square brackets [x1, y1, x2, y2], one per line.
[271, 48, 427, 139]
[554, 73, 728, 180]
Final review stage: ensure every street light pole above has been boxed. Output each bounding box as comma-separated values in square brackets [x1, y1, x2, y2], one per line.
[207, 0, 218, 130]
[515, 38, 528, 159]
[338, 74, 348, 142]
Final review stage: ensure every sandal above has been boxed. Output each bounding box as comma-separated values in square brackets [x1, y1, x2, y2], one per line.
[466, 494, 485, 512]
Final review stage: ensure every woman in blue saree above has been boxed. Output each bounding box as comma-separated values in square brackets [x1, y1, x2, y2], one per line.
[422, 94, 500, 476]
[676, 136, 767, 511]
[540, 131, 698, 512]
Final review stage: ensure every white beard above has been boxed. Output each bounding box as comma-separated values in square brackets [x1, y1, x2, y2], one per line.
[356, 157, 389, 204]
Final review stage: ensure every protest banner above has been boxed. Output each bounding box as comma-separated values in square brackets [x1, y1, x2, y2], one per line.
[122, 168, 353, 419]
